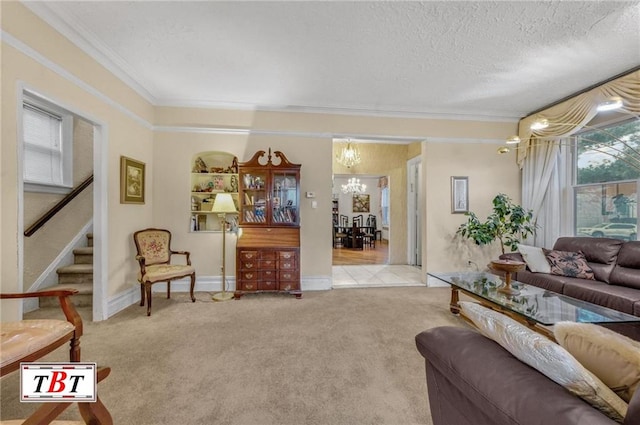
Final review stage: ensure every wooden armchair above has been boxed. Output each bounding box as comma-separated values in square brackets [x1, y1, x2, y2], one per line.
[1, 289, 82, 377]
[133, 228, 196, 316]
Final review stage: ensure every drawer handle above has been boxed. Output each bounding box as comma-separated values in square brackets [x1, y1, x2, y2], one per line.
[246, 264, 253, 268]
[283, 253, 292, 259]
[246, 254, 254, 259]
[246, 273, 254, 279]
[283, 262, 291, 268]
[283, 273, 292, 279]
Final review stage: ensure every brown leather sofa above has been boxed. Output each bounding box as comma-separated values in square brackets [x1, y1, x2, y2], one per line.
[500, 237, 640, 317]
[415, 326, 640, 425]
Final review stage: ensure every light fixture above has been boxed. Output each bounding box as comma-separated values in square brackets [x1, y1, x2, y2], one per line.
[336, 140, 362, 168]
[596, 96, 623, 112]
[341, 177, 367, 194]
[506, 135, 521, 145]
[530, 118, 549, 130]
[211, 193, 237, 302]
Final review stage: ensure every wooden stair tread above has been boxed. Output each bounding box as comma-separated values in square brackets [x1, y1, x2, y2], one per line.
[47, 282, 93, 295]
[73, 247, 93, 255]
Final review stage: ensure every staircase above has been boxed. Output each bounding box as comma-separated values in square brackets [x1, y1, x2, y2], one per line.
[40, 233, 93, 308]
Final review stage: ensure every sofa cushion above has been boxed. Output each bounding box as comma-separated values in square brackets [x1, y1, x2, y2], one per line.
[554, 322, 640, 403]
[514, 269, 567, 293]
[415, 326, 621, 425]
[553, 237, 623, 283]
[459, 301, 628, 421]
[562, 279, 640, 315]
[544, 249, 596, 280]
[518, 244, 552, 273]
[609, 242, 640, 290]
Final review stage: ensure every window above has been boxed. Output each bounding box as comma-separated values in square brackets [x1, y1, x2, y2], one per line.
[381, 186, 389, 226]
[23, 94, 73, 193]
[574, 119, 639, 241]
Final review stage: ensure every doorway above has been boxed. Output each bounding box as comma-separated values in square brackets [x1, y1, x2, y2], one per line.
[331, 174, 388, 265]
[18, 86, 108, 321]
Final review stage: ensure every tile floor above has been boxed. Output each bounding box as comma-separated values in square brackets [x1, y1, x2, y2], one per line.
[332, 264, 426, 288]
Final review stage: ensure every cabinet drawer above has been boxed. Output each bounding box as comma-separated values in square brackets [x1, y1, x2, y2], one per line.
[279, 258, 297, 270]
[240, 271, 258, 281]
[241, 281, 257, 291]
[260, 270, 277, 280]
[240, 259, 258, 270]
[258, 281, 277, 291]
[278, 281, 299, 292]
[260, 259, 277, 269]
[260, 251, 277, 260]
[278, 251, 297, 261]
[239, 251, 259, 261]
[278, 270, 298, 282]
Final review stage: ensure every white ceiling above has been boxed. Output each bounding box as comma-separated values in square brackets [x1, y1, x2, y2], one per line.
[25, 1, 640, 121]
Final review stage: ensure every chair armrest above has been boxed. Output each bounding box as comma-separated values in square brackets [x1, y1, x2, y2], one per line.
[171, 250, 192, 265]
[1, 290, 83, 337]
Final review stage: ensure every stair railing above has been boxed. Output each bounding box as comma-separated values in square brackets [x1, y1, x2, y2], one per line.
[24, 174, 94, 237]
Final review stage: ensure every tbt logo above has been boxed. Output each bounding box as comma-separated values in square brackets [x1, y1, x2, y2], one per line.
[21, 363, 96, 402]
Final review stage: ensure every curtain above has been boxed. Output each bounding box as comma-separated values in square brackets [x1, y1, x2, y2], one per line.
[518, 70, 639, 246]
[522, 140, 561, 248]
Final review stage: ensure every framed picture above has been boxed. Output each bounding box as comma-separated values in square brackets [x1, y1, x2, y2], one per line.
[120, 156, 145, 204]
[352, 194, 370, 213]
[451, 176, 468, 214]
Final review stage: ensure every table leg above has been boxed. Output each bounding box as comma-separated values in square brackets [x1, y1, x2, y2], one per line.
[450, 287, 460, 314]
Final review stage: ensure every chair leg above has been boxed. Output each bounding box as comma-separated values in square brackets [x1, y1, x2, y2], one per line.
[69, 334, 81, 362]
[167, 281, 171, 299]
[139, 283, 145, 307]
[145, 283, 152, 316]
[190, 273, 196, 302]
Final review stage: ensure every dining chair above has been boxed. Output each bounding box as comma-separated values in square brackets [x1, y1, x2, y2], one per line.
[133, 228, 196, 316]
[363, 215, 376, 248]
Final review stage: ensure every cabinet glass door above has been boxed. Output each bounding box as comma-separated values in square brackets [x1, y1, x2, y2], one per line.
[240, 170, 268, 224]
[272, 172, 299, 225]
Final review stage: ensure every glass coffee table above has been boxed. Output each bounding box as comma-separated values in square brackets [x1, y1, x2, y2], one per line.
[429, 271, 640, 340]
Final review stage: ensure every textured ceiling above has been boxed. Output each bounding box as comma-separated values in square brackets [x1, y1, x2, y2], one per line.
[26, 1, 640, 120]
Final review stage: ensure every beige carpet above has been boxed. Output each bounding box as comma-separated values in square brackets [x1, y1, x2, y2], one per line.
[1, 287, 464, 425]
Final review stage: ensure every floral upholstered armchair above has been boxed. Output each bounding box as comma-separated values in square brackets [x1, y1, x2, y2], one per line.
[133, 228, 196, 316]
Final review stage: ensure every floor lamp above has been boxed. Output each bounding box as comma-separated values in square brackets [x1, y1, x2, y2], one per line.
[211, 193, 237, 301]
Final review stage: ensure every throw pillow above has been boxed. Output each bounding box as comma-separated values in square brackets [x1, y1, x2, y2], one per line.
[554, 322, 640, 403]
[543, 249, 595, 280]
[460, 301, 628, 422]
[517, 244, 551, 273]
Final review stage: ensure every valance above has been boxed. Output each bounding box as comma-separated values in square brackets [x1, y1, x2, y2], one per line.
[517, 70, 640, 168]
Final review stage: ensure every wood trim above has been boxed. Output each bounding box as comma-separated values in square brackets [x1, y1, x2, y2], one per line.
[24, 174, 94, 237]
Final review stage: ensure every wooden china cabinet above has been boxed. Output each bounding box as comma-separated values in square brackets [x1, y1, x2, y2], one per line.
[234, 149, 302, 299]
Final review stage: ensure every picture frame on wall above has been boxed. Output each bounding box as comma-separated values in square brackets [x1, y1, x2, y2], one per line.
[451, 176, 468, 214]
[120, 156, 145, 204]
[352, 194, 370, 213]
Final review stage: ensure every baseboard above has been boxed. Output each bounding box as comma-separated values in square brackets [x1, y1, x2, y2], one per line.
[106, 274, 331, 318]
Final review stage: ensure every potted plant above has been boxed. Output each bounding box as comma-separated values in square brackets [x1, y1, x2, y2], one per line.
[456, 193, 537, 255]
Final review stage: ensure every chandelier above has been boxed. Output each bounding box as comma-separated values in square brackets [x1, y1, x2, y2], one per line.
[336, 141, 362, 168]
[341, 177, 366, 194]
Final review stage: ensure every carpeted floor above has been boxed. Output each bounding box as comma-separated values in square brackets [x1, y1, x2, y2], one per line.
[1, 286, 465, 425]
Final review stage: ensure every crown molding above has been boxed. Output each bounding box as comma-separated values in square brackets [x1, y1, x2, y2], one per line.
[22, 1, 157, 105]
[2, 29, 153, 130]
[158, 98, 519, 123]
[23, 2, 519, 124]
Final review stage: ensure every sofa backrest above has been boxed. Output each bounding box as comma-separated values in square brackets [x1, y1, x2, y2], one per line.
[609, 241, 640, 290]
[553, 237, 623, 283]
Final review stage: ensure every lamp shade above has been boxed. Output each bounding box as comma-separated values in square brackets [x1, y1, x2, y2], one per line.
[211, 193, 237, 214]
